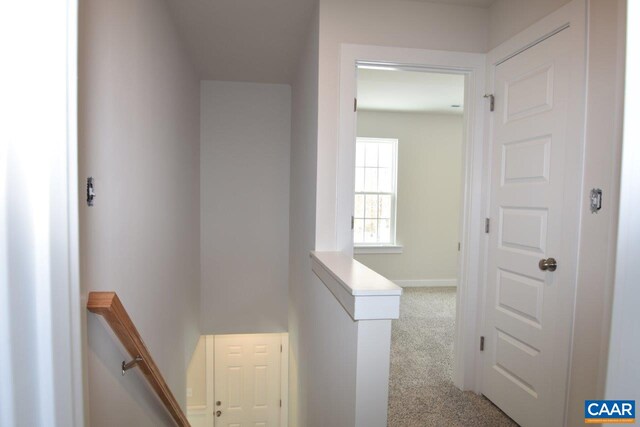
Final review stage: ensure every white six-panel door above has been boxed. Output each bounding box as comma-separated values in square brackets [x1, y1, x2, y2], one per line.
[482, 11, 586, 426]
[214, 334, 281, 427]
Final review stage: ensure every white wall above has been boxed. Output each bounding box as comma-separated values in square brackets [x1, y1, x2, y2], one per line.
[354, 111, 463, 283]
[200, 81, 290, 335]
[315, 0, 489, 251]
[1, 1, 84, 425]
[566, 1, 626, 424]
[606, 0, 639, 405]
[288, 7, 361, 427]
[288, 3, 490, 426]
[186, 336, 207, 407]
[79, 0, 201, 425]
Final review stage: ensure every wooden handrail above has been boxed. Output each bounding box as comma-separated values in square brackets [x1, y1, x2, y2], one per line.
[87, 292, 190, 427]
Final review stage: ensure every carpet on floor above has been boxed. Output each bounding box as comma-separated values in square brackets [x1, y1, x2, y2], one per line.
[387, 287, 518, 427]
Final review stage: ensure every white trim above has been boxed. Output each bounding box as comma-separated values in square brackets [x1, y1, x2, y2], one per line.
[354, 245, 403, 254]
[280, 333, 289, 427]
[186, 336, 215, 424]
[393, 279, 457, 288]
[606, 0, 640, 401]
[66, 1, 87, 424]
[310, 251, 402, 320]
[336, 43, 486, 391]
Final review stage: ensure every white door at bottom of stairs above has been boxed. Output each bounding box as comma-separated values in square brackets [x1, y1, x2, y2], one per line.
[481, 5, 586, 427]
[215, 334, 282, 426]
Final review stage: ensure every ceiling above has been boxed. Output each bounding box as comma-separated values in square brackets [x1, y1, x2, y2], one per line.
[164, 0, 494, 84]
[405, 0, 495, 6]
[165, 0, 316, 84]
[357, 68, 465, 114]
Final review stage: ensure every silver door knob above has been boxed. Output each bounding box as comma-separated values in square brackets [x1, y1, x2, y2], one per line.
[216, 410, 222, 417]
[539, 258, 557, 271]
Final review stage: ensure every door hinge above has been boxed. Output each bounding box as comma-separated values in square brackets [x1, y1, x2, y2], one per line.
[280, 344, 283, 353]
[354, 98, 358, 112]
[484, 94, 495, 112]
[485, 218, 490, 233]
[280, 399, 282, 407]
[457, 242, 461, 251]
[480, 336, 485, 351]
[351, 215, 355, 230]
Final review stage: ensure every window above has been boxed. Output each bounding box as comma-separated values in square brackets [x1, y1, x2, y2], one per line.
[353, 138, 398, 246]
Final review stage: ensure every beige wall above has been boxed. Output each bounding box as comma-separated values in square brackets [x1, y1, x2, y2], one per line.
[488, 0, 572, 49]
[354, 111, 463, 282]
[200, 81, 291, 335]
[79, 0, 201, 425]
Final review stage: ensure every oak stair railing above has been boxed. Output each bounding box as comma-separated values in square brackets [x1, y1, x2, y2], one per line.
[87, 292, 190, 427]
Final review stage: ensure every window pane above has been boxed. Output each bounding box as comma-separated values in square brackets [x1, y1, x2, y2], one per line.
[364, 219, 377, 243]
[355, 167, 365, 192]
[365, 195, 378, 218]
[378, 219, 391, 243]
[378, 168, 392, 193]
[354, 195, 365, 218]
[354, 138, 398, 246]
[378, 195, 391, 219]
[353, 219, 365, 244]
[379, 143, 393, 168]
[364, 168, 377, 192]
[365, 143, 378, 167]
[355, 143, 365, 167]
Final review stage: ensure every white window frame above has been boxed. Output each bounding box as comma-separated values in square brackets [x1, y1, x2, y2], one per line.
[353, 137, 399, 249]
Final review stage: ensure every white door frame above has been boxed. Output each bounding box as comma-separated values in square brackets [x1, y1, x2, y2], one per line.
[337, 44, 487, 391]
[279, 333, 289, 427]
[606, 0, 640, 402]
[187, 336, 215, 427]
[479, 0, 588, 420]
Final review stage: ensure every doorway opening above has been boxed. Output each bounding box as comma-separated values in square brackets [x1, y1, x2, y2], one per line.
[186, 333, 288, 427]
[352, 65, 513, 426]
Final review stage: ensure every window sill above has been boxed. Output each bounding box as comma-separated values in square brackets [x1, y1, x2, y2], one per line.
[354, 245, 403, 255]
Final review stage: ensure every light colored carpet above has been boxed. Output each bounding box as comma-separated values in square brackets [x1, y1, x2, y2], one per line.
[387, 287, 518, 427]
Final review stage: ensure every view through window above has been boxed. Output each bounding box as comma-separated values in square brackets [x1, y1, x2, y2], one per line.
[353, 137, 398, 245]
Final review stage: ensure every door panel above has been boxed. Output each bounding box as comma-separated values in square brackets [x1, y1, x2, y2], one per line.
[215, 334, 281, 427]
[483, 24, 584, 427]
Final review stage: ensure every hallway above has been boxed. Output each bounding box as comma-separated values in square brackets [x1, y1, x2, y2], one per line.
[388, 288, 517, 427]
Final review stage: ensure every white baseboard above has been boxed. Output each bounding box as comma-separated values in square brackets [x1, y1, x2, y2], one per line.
[393, 278, 457, 288]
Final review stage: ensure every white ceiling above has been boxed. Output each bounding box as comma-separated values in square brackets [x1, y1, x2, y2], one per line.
[165, 0, 316, 84]
[357, 68, 465, 114]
